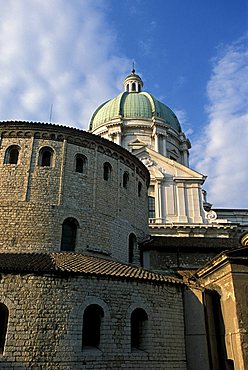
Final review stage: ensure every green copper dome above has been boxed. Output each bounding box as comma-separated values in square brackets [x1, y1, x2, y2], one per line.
[89, 70, 181, 132]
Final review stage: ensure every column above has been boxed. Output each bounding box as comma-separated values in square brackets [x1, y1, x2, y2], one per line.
[194, 184, 205, 223]
[187, 184, 204, 224]
[162, 134, 167, 156]
[183, 149, 189, 166]
[115, 132, 121, 146]
[176, 182, 188, 223]
[154, 132, 159, 152]
[155, 180, 163, 223]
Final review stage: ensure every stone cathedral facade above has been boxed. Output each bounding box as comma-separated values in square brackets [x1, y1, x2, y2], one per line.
[0, 70, 247, 370]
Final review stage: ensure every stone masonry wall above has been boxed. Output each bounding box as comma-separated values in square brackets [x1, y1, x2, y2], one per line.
[0, 272, 186, 370]
[0, 122, 149, 262]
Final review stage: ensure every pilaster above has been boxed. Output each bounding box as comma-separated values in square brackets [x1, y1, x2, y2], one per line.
[176, 182, 188, 223]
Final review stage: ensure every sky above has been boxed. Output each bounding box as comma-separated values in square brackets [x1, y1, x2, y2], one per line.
[0, 0, 247, 208]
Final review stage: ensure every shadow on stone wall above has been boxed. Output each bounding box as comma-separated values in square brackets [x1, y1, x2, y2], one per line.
[184, 287, 234, 370]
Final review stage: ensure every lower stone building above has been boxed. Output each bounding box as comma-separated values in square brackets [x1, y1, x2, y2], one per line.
[0, 253, 187, 370]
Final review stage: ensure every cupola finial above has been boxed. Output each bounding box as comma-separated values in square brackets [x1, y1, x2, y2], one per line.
[132, 61, 135, 74]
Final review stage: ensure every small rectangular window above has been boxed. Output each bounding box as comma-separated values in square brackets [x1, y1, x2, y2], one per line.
[148, 196, 155, 218]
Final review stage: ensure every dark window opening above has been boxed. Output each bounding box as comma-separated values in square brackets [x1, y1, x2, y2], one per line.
[75, 154, 87, 174]
[4, 145, 20, 164]
[39, 147, 54, 167]
[204, 290, 230, 370]
[127, 84, 130, 92]
[226, 360, 235, 370]
[138, 181, 142, 197]
[132, 82, 136, 92]
[138, 83, 141, 92]
[123, 172, 129, 189]
[131, 308, 148, 350]
[148, 196, 155, 219]
[0, 303, 8, 353]
[61, 218, 78, 251]
[82, 304, 104, 348]
[128, 233, 137, 263]
[103, 162, 112, 181]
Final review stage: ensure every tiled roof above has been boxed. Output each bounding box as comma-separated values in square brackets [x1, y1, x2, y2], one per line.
[0, 252, 183, 285]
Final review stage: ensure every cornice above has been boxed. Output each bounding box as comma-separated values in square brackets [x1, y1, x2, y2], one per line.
[0, 120, 150, 184]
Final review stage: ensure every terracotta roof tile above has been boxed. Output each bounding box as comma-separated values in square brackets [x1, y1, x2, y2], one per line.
[0, 252, 183, 285]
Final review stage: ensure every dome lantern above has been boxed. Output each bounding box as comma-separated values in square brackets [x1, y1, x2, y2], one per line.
[123, 68, 143, 93]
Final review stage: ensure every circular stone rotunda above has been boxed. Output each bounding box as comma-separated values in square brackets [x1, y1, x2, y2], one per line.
[0, 121, 149, 262]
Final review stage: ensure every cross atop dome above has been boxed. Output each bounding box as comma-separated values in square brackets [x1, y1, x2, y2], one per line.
[123, 66, 143, 93]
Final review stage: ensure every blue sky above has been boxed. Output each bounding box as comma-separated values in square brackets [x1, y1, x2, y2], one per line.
[0, 0, 247, 208]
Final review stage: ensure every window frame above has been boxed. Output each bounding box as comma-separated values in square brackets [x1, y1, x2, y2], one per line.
[103, 162, 112, 181]
[131, 308, 148, 351]
[38, 146, 55, 167]
[82, 304, 104, 349]
[123, 171, 129, 189]
[4, 145, 20, 165]
[75, 154, 87, 174]
[60, 217, 79, 252]
[148, 196, 155, 219]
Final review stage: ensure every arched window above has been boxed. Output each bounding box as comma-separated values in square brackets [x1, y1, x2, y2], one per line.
[131, 308, 148, 351]
[82, 304, 104, 348]
[123, 172, 129, 189]
[4, 145, 20, 164]
[132, 82, 136, 92]
[61, 217, 78, 251]
[75, 154, 87, 174]
[138, 181, 142, 197]
[103, 162, 112, 181]
[0, 303, 8, 353]
[39, 147, 54, 167]
[128, 233, 137, 263]
[138, 83, 141, 92]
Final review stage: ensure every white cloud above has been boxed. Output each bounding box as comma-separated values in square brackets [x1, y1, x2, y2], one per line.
[0, 0, 130, 128]
[192, 38, 248, 208]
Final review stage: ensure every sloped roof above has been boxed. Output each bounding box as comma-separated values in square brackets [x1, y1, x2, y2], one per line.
[0, 252, 183, 285]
